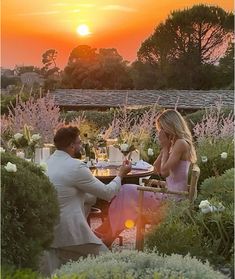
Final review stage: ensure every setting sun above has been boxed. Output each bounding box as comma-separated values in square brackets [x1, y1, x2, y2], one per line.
[76, 24, 91, 36]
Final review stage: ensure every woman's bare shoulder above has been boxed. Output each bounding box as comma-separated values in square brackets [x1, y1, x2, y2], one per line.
[173, 139, 189, 151]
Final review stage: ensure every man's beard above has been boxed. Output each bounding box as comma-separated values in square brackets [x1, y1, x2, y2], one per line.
[74, 149, 82, 159]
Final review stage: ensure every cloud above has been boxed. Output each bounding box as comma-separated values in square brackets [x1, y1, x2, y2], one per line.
[17, 11, 60, 16]
[101, 5, 137, 12]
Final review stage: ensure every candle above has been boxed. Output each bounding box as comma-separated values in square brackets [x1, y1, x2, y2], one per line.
[108, 146, 123, 165]
[42, 147, 50, 162]
[130, 150, 140, 163]
[34, 148, 42, 163]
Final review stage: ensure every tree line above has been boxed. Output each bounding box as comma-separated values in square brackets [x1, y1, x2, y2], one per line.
[3, 4, 234, 90]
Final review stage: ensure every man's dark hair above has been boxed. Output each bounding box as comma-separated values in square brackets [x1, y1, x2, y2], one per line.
[54, 126, 80, 150]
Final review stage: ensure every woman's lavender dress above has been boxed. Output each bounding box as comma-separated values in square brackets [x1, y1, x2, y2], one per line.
[108, 161, 191, 236]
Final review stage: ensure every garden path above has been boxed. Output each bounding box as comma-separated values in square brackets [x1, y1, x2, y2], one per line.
[91, 218, 136, 251]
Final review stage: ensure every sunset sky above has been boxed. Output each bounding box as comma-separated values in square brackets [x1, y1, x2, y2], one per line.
[1, 0, 233, 70]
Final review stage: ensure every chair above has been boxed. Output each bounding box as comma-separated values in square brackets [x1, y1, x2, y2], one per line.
[135, 164, 200, 251]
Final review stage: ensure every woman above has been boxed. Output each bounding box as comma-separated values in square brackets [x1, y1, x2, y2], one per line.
[95, 109, 197, 246]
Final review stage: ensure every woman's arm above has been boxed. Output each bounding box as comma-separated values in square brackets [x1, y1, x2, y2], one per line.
[153, 151, 163, 174]
[160, 139, 188, 177]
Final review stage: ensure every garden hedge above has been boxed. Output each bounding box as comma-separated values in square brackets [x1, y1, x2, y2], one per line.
[1, 152, 59, 269]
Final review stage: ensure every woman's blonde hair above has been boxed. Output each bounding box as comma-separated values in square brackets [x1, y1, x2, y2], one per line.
[156, 109, 197, 163]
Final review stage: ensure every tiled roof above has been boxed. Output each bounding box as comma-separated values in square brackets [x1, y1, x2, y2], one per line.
[52, 89, 234, 110]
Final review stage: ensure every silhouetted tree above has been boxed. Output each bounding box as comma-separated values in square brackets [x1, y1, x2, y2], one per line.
[41, 49, 60, 90]
[98, 48, 133, 89]
[214, 43, 234, 89]
[41, 49, 60, 77]
[130, 61, 159, 89]
[62, 45, 133, 89]
[138, 4, 233, 89]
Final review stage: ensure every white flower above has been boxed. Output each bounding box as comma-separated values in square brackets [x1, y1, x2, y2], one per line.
[210, 206, 217, 212]
[13, 133, 23, 141]
[199, 200, 211, 209]
[211, 203, 226, 212]
[0, 147, 6, 153]
[4, 162, 17, 172]
[147, 148, 154, 156]
[120, 143, 129, 152]
[199, 200, 212, 213]
[31, 134, 41, 141]
[220, 152, 227, 160]
[199, 200, 225, 214]
[39, 162, 48, 172]
[201, 156, 208, 163]
[201, 207, 212, 214]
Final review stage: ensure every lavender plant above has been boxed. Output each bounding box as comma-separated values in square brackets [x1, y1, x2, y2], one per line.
[193, 102, 234, 184]
[193, 101, 234, 144]
[1, 94, 65, 143]
[103, 104, 161, 160]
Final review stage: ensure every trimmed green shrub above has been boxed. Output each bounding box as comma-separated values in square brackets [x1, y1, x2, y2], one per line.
[196, 139, 234, 186]
[197, 168, 234, 205]
[1, 265, 43, 279]
[146, 201, 205, 257]
[1, 152, 59, 269]
[53, 250, 226, 279]
[146, 169, 234, 270]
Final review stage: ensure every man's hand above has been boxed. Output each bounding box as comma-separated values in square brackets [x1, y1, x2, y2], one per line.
[118, 161, 132, 179]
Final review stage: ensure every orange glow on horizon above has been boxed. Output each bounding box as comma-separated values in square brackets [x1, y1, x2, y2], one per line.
[2, 0, 233, 69]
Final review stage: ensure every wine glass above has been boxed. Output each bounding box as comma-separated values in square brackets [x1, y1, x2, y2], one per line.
[121, 150, 131, 164]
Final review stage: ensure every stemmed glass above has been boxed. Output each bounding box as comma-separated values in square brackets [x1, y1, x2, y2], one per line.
[121, 150, 131, 164]
[120, 144, 135, 164]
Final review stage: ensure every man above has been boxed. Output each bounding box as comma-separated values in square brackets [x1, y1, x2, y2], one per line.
[43, 126, 131, 275]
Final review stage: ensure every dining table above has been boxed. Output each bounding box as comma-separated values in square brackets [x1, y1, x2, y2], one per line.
[90, 164, 154, 184]
[89, 163, 154, 217]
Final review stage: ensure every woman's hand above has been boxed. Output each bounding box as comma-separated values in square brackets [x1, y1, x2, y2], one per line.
[158, 129, 172, 149]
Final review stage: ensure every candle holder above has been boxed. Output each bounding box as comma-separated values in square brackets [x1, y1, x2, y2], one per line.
[24, 147, 35, 162]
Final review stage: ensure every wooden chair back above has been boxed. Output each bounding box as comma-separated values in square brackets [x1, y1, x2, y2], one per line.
[135, 163, 200, 250]
[188, 164, 200, 204]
